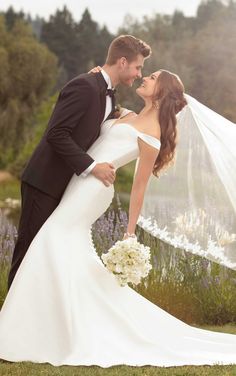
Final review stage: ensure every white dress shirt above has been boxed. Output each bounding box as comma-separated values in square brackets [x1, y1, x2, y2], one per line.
[81, 69, 113, 177]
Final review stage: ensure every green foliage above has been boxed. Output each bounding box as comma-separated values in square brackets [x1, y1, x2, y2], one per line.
[3, 6, 25, 30]
[1, 0, 236, 178]
[114, 161, 136, 195]
[197, 0, 225, 28]
[0, 178, 20, 201]
[41, 7, 114, 81]
[76, 9, 114, 73]
[118, 0, 236, 122]
[40, 6, 79, 81]
[9, 94, 58, 178]
[0, 263, 9, 308]
[0, 16, 58, 169]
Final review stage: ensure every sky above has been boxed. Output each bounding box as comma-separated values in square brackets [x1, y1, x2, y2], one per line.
[1, 0, 202, 32]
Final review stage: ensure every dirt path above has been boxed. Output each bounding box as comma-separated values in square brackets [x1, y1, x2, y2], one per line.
[0, 170, 14, 183]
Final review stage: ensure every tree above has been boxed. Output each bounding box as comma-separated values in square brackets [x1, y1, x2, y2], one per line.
[76, 8, 101, 72]
[27, 14, 44, 39]
[196, 0, 225, 29]
[0, 16, 58, 168]
[96, 25, 114, 65]
[4, 6, 25, 30]
[114, 1, 236, 121]
[41, 6, 80, 80]
[41, 7, 113, 81]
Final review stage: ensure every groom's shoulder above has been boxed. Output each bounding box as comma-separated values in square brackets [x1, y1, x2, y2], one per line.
[62, 73, 98, 91]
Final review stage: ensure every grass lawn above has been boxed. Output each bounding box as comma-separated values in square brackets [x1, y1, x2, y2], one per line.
[1, 361, 236, 376]
[0, 325, 236, 376]
[0, 174, 20, 201]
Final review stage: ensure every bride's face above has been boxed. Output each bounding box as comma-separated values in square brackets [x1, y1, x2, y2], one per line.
[136, 71, 161, 99]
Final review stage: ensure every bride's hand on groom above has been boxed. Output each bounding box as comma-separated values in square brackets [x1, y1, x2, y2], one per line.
[88, 66, 102, 74]
[91, 162, 116, 187]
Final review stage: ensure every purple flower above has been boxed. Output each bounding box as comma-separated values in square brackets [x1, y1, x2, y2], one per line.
[0, 209, 17, 265]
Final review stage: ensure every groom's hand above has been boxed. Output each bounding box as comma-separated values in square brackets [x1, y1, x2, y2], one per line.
[91, 163, 116, 187]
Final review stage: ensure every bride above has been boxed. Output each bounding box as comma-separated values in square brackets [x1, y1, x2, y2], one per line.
[0, 69, 235, 367]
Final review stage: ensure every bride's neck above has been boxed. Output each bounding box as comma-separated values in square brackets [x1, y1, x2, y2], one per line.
[138, 99, 158, 119]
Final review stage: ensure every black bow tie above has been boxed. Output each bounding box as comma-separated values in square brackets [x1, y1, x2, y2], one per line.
[106, 88, 116, 98]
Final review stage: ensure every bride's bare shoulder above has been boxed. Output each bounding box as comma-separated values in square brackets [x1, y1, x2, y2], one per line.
[137, 118, 161, 140]
[114, 109, 137, 124]
[121, 112, 137, 120]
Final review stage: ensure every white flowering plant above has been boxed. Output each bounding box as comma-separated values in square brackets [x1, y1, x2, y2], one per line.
[101, 237, 152, 287]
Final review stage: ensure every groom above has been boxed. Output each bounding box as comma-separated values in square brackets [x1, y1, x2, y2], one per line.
[8, 35, 151, 289]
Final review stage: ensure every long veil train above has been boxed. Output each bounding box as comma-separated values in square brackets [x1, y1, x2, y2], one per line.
[137, 94, 236, 270]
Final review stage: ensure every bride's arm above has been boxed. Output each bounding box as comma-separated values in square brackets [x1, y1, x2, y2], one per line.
[124, 139, 159, 238]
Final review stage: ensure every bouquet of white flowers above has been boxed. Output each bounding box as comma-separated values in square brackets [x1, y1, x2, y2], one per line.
[101, 237, 152, 287]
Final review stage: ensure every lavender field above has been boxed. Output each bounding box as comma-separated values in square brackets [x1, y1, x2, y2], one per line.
[93, 195, 236, 326]
[1, 194, 236, 326]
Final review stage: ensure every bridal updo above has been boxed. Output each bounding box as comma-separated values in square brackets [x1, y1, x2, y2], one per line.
[152, 69, 187, 177]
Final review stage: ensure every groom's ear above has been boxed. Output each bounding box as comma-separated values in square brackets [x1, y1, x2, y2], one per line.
[119, 57, 127, 69]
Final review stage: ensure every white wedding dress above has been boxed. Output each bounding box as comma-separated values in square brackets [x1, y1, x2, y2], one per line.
[0, 117, 236, 367]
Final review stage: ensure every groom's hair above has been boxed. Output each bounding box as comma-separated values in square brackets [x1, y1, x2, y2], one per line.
[106, 35, 151, 65]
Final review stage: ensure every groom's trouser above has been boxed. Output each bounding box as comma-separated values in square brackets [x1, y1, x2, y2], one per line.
[7, 182, 60, 291]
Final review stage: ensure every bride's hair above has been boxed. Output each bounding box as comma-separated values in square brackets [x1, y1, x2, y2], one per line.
[152, 69, 187, 177]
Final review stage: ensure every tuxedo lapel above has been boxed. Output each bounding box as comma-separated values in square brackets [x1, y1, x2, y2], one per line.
[95, 73, 108, 124]
[99, 89, 107, 124]
[108, 94, 116, 120]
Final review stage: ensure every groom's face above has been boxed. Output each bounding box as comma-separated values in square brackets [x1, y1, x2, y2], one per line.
[119, 54, 144, 87]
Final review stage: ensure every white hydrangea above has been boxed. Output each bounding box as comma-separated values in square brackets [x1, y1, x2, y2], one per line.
[101, 237, 152, 287]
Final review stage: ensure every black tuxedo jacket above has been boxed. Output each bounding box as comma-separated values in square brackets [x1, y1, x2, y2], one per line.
[21, 72, 115, 199]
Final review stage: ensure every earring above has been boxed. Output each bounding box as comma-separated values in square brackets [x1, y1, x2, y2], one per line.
[153, 101, 159, 110]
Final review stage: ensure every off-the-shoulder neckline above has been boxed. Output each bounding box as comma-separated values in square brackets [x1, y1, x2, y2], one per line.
[112, 122, 161, 145]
